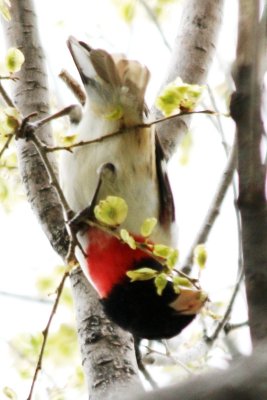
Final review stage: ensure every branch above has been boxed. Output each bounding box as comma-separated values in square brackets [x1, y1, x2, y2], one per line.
[153, 0, 225, 160]
[27, 271, 69, 400]
[59, 69, 86, 106]
[0, 80, 15, 107]
[230, 0, 267, 344]
[224, 320, 249, 334]
[0, 290, 53, 304]
[206, 269, 245, 343]
[0, 81, 16, 158]
[134, 340, 158, 390]
[0, 135, 13, 158]
[43, 110, 217, 153]
[129, 345, 267, 400]
[137, 0, 171, 51]
[144, 345, 193, 374]
[206, 85, 243, 276]
[26, 128, 84, 262]
[3, 0, 69, 259]
[82, 218, 199, 289]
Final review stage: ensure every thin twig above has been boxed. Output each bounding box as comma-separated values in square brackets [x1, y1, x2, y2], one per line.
[32, 105, 82, 130]
[27, 271, 69, 400]
[44, 109, 218, 153]
[207, 85, 243, 274]
[59, 69, 86, 106]
[163, 340, 194, 374]
[134, 338, 158, 389]
[0, 74, 20, 81]
[224, 320, 249, 334]
[0, 290, 53, 304]
[203, 86, 244, 345]
[85, 218, 199, 287]
[144, 345, 193, 375]
[206, 269, 245, 343]
[0, 80, 15, 107]
[206, 85, 230, 154]
[17, 114, 86, 260]
[29, 131, 86, 261]
[30, 134, 71, 214]
[182, 136, 237, 274]
[137, 0, 171, 51]
[0, 135, 13, 158]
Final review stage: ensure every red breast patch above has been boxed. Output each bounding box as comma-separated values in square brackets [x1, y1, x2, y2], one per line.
[87, 227, 148, 297]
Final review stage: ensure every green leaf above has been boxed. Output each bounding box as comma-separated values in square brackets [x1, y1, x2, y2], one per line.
[121, 1, 135, 23]
[94, 196, 128, 226]
[104, 104, 124, 120]
[35, 276, 54, 294]
[166, 248, 179, 268]
[172, 276, 192, 293]
[5, 48, 25, 73]
[173, 276, 192, 287]
[194, 244, 207, 269]
[156, 77, 204, 116]
[126, 267, 157, 282]
[154, 273, 168, 296]
[3, 387, 17, 400]
[60, 133, 78, 146]
[172, 282, 181, 294]
[120, 228, 136, 250]
[0, 107, 21, 136]
[153, 244, 172, 258]
[0, 0, 11, 21]
[140, 217, 157, 237]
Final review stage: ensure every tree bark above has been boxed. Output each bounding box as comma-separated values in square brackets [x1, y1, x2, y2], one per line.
[71, 269, 142, 400]
[2, 0, 68, 258]
[2, 1, 141, 398]
[230, 0, 267, 343]
[154, 0, 225, 160]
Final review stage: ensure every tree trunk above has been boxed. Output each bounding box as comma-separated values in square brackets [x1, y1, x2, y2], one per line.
[154, 0, 225, 160]
[230, 0, 267, 343]
[3, 0, 68, 258]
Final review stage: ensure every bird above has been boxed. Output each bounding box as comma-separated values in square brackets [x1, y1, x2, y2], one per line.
[59, 36, 205, 340]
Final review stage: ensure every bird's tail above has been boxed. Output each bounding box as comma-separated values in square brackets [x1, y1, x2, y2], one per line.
[68, 36, 150, 126]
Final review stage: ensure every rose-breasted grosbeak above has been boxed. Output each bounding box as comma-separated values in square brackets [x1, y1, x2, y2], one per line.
[60, 37, 205, 340]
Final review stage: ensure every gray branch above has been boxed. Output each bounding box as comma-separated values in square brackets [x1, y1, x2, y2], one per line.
[129, 345, 267, 400]
[230, 0, 267, 344]
[2, 0, 68, 258]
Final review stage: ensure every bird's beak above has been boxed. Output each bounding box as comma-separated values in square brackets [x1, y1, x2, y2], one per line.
[67, 36, 92, 84]
[170, 288, 208, 315]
